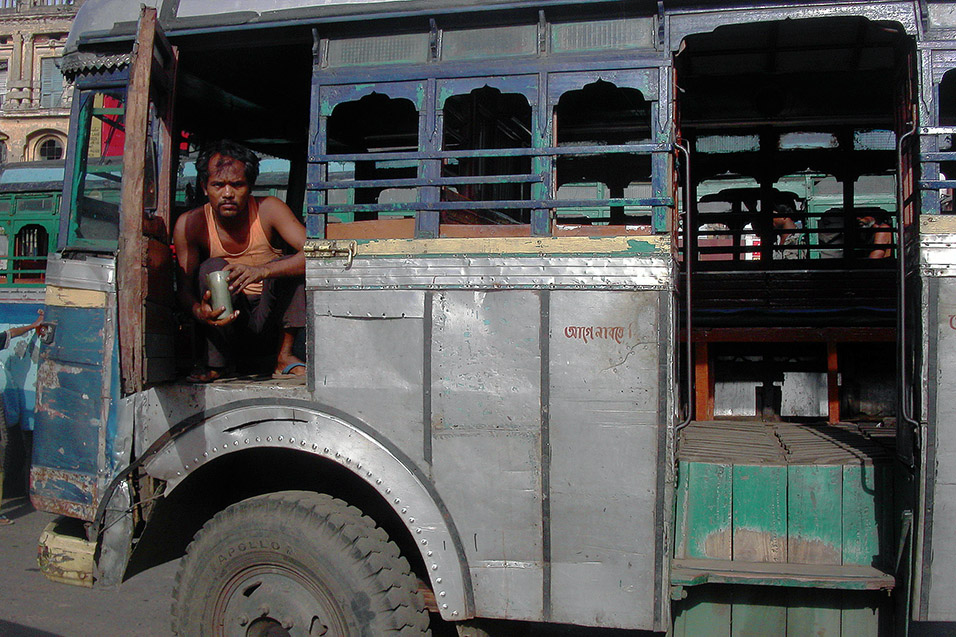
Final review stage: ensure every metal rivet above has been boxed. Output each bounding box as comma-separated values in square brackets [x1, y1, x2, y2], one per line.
[401, 507, 407, 514]
[203, 452, 208, 458]
[439, 592, 446, 598]
[193, 458, 199, 463]
[385, 488, 391, 494]
[432, 565, 438, 571]
[394, 498, 400, 504]
[421, 539, 427, 545]
[289, 438, 294, 444]
[442, 604, 447, 609]
[312, 444, 318, 450]
[266, 437, 272, 442]
[184, 465, 189, 470]
[452, 611, 459, 617]
[324, 447, 330, 453]
[408, 518, 415, 524]
[234, 441, 239, 446]
[427, 551, 433, 557]
[335, 452, 340, 458]
[376, 479, 383, 485]
[277, 436, 283, 441]
[436, 577, 442, 583]
[256, 437, 261, 443]
[345, 457, 351, 463]
[416, 528, 422, 534]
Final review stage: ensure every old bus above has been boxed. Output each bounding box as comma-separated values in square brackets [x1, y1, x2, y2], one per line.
[30, 0, 956, 634]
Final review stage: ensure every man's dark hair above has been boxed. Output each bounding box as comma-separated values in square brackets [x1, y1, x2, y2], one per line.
[196, 140, 260, 187]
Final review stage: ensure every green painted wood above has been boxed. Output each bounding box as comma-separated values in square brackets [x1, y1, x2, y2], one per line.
[730, 587, 787, 637]
[842, 603, 881, 635]
[681, 462, 733, 559]
[842, 463, 880, 566]
[787, 589, 842, 636]
[673, 587, 732, 637]
[733, 465, 787, 563]
[788, 465, 843, 564]
[674, 460, 690, 559]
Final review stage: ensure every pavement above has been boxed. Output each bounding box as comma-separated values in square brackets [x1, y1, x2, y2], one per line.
[0, 497, 177, 637]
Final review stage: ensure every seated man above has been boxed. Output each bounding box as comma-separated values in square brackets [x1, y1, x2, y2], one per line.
[173, 141, 306, 382]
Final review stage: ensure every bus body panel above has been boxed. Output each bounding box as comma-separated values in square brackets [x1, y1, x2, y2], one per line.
[32, 256, 122, 520]
[308, 248, 675, 629]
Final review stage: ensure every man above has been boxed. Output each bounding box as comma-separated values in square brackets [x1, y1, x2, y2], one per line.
[173, 141, 306, 382]
[857, 211, 893, 259]
[1, 309, 44, 526]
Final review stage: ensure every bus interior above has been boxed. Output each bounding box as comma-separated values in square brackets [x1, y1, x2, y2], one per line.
[675, 16, 910, 428]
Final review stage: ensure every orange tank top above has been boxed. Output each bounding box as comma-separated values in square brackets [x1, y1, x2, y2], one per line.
[204, 197, 281, 296]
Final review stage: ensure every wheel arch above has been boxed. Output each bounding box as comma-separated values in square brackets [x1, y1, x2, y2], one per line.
[138, 400, 473, 621]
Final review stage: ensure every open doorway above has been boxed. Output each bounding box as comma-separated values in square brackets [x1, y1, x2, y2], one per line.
[675, 16, 913, 424]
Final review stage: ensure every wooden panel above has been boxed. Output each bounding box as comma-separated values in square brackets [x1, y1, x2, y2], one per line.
[786, 589, 842, 636]
[787, 465, 843, 565]
[731, 587, 786, 637]
[842, 464, 880, 566]
[732, 465, 787, 563]
[676, 462, 732, 559]
[695, 342, 713, 420]
[673, 588, 731, 637]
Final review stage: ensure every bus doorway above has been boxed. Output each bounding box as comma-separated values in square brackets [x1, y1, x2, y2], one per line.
[675, 16, 911, 426]
[670, 15, 916, 634]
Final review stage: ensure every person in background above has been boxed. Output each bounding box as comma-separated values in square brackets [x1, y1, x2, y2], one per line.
[0, 309, 44, 526]
[857, 210, 893, 259]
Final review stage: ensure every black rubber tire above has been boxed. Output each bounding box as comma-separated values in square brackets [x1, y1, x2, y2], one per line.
[171, 490, 431, 636]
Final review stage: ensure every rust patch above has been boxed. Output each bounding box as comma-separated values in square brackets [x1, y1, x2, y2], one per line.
[31, 466, 98, 521]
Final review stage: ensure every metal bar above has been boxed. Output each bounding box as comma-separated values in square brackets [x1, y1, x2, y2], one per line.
[309, 198, 671, 214]
[312, 174, 543, 189]
[919, 180, 956, 190]
[312, 143, 669, 163]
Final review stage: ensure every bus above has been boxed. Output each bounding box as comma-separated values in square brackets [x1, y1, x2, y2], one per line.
[30, 0, 956, 634]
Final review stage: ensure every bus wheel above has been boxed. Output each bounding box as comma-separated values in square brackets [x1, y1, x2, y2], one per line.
[172, 490, 430, 636]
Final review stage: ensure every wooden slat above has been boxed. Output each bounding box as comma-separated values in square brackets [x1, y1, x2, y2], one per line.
[116, 7, 157, 395]
[733, 465, 787, 563]
[788, 465, 843, 565]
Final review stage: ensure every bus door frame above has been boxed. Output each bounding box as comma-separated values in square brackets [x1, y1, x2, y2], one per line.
[116, 6, 178, 395]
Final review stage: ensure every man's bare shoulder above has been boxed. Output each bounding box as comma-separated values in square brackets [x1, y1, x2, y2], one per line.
[257, 196, 303, 226]
[174, 205, 209, 239]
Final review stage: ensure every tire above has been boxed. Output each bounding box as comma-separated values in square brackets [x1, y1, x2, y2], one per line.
[172, 490, 431, 636]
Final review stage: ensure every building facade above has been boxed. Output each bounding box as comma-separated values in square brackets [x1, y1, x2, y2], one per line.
[0, 0, 79, 164]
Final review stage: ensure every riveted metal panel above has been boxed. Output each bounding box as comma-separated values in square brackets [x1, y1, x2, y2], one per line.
[548, 288, 664, 630]
[307, 254, 673, 290]
[431, 289, 544, 620]
[142, 402, 472, 621]
[313, 307, 426, 465]
[923, 273, 956, 620]
[433, 290, 541, 431]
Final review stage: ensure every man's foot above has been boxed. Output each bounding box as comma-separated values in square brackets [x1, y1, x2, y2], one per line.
[186, 367, 229, 383]
[273, 358, 306, 378]
[0, 516, 12, 526]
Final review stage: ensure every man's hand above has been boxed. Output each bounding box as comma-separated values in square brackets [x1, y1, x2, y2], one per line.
[193, 289, 239, 326]
[224, 262, 270, 293]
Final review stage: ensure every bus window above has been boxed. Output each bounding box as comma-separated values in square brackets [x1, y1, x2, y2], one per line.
[326, 93, 419, 225]
[441, 86, 532, 225]
[13, 223, 48, 283]
[554, 80, 652, 227]
[65, 90, 125, 249]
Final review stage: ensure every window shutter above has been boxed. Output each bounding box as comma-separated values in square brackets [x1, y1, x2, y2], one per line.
[40, 58, 64, 109]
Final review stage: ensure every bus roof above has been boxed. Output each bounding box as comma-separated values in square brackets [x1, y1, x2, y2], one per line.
[67, 0, 622, 53]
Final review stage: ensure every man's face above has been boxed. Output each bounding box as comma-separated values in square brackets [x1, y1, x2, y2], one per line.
[202, 154, 251, 220]
[858, 215, 876, 227]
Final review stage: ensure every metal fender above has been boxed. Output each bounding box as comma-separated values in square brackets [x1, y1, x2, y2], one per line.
[142, 400, 473, 620]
